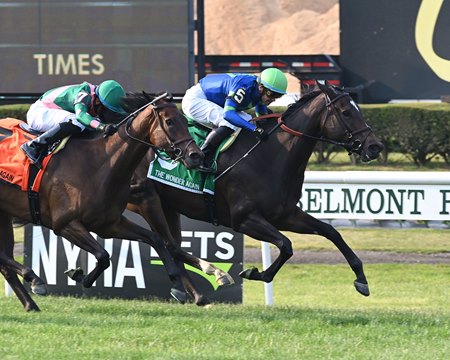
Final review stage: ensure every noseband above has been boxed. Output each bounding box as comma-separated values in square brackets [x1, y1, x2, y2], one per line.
[324, 93, 373, 153]
[278, 92, 374, 154]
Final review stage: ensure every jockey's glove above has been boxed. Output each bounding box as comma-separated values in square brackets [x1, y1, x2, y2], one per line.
[253, 127, 268, 141]
[103, 124, 118, 137]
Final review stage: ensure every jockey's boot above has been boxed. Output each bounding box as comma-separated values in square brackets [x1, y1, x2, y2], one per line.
[197, 126, 234, 173]
[21, 120, 82, 169]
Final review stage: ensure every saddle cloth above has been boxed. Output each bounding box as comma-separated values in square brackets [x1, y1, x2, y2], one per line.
[147, 120, 240, 195]
[0, 118, 53, 192]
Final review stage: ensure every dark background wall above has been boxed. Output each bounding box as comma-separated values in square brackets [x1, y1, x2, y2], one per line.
[340, 0, 450, 103]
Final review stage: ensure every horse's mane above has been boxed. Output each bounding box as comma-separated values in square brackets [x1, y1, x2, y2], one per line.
[281, 88, 322, 120]
[121, 91, 173, 113]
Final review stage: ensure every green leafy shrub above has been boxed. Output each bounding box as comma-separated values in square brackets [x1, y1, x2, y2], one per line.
[0, 104, 30, 121]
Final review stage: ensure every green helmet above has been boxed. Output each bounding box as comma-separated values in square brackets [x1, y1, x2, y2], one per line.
[260, 68, 288, 95]
[96, 80, 126, 114]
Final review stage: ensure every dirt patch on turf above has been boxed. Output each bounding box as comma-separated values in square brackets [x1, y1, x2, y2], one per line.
[244, 248, 450, 264]
[14, 243, 450, 264]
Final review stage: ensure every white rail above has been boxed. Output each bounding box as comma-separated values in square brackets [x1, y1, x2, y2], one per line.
[262, 171, 450, 305]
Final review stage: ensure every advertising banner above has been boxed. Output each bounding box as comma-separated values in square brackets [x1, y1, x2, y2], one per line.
[24, 213, 243, 303]
[0, 1, 194, 94]
[300, 171, 450, 221]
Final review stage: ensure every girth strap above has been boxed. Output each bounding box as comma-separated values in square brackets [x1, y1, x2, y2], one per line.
[27, 164, 42, 225]
[203, 192, 219, 226]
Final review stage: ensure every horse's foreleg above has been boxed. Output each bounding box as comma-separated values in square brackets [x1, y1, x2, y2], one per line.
[98, 215, 187, 304]
[0, 266, 40, 311]
[0, 215, 46, 310]
[161, 210, 234, 288]
[280, 208, 369, 296]
[0, 255, 48, 296]
[131, 194, 232, 305]
[60, 221, 110, 288]
[238, 213, 293, 283]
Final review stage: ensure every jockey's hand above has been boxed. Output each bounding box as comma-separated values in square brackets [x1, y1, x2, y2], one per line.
[103, 124, 118, 137]
[253, 127, 268, 141]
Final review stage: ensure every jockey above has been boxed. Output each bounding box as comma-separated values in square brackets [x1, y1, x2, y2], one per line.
[182, 67, 288, 173]
[21, 80, 126, 169]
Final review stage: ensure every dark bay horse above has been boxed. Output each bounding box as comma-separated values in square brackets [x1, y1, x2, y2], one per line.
[0, 92, 203, 311]
[127, 82, 384, 305]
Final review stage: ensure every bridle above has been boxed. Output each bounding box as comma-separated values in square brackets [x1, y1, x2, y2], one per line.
[277, 92, 374, 154]
[112, 93, 195, 161]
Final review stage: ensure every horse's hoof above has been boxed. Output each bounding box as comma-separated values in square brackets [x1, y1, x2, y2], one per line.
[195, 295, 211, 307]
[239, 267, 258, 280]
[217, 273, 235, 286]
[31, 283, 48, 296]
[170, 288, 187, 304]
[64, 267, 84, 282]
[25, 304, 40, 312]
[354, 281, 370, 296]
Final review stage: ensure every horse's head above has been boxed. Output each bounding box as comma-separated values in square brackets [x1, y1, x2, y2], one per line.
[121, 92, 203, 169]
[316, 81, 384, 162]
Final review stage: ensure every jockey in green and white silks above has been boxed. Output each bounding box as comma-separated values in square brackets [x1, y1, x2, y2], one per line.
[182, 67, 288, 173]
[21, 80, 126, 169]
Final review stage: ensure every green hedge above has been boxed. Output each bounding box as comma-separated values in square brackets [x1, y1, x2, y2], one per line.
[1, 102, 449, 166]
[361, 103, 450, 165]
[0, 104, 30, 121]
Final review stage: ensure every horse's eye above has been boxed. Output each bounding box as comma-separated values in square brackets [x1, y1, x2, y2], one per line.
[166, 118, 174, 126]
[342, 110, 351, 117]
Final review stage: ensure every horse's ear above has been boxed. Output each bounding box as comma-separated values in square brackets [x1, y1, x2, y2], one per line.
[316, 80, 334, 98]
[316, 80, 327, 91]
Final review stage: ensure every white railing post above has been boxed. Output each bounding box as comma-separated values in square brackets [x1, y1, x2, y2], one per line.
[5, 282, 13, 296]
[261, 242, 274, 306]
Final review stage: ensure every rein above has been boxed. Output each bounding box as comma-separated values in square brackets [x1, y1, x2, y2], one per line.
[277, 92, 373, 154]
[214, 119, 282, 182]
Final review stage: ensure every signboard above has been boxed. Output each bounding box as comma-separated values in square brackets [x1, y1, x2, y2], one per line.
[0, 1, 194, 94]
[24, 214, 243, 303]
[300, 171, 450, 221]
[340, 0, 450, 102]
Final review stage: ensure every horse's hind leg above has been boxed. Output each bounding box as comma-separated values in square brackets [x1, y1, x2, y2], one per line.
[162, 211, 212, 305]
[238, 213, 293, 283]
[280, 208, 369, 296]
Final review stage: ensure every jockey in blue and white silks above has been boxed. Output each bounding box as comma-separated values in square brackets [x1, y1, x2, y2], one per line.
[182, 67, 288, 173]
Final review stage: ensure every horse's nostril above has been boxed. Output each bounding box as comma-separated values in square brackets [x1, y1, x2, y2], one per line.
[188, 151, 204, 161]
[368, 143, 384, 155]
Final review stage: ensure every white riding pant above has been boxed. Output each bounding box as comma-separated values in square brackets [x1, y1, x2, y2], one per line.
[182, 83, 252, 130]
[26, 101, 86, 132]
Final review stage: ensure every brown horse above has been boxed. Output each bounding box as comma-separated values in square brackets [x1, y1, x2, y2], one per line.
[127, 82, 385, 305]
[0, 92, 203, 311]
